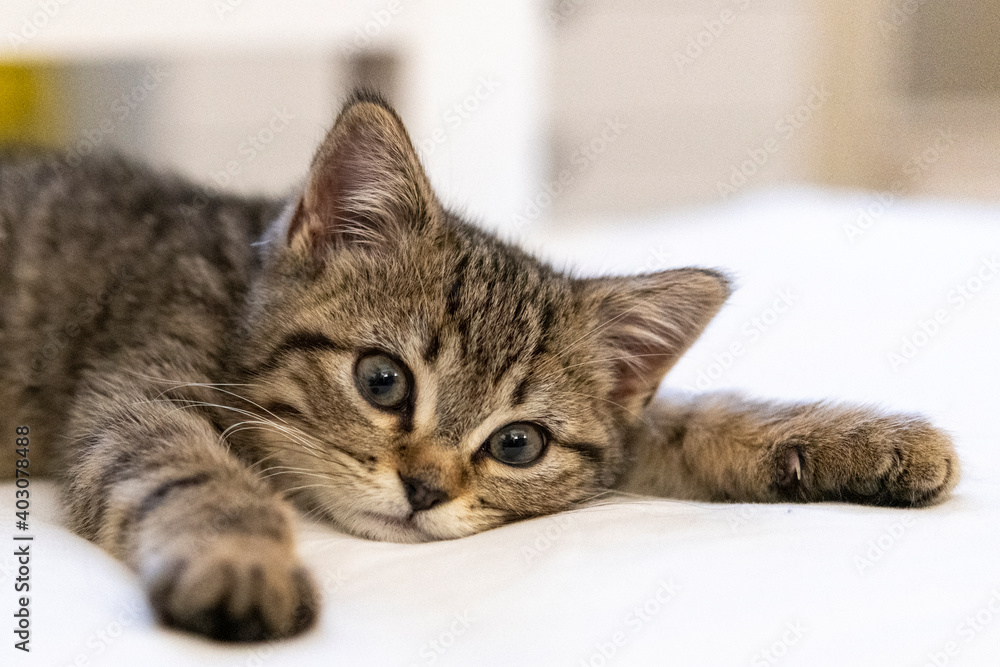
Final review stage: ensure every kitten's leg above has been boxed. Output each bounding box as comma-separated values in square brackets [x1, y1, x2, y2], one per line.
[617, 392, 959, 507]
[64, 365, 316, 641]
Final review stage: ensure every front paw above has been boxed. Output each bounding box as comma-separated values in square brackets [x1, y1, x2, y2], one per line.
[143, 535, 317, 642]
[775, 415, 960, 507]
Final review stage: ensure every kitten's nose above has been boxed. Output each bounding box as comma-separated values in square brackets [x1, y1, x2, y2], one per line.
[400, 475, 448, 512]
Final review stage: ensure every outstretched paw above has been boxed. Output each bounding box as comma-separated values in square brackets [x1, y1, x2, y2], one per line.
[144, 535, 317, 642]
[774, 416, 959, 507]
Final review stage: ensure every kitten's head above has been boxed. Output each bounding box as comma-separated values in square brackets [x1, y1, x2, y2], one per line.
[232, 92, 729, 542]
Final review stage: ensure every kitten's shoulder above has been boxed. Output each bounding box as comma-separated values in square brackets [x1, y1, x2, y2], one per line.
[0, 149, 282, 241]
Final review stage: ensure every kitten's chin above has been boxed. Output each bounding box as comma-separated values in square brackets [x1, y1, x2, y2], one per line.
[355, 512, 436, 544]
[324, 509, 439, 543]
[331, 510, 480, 543]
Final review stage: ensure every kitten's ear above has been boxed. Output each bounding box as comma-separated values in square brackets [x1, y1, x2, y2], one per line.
[287, 91, 438, 259]
[580, 269, 731, 413]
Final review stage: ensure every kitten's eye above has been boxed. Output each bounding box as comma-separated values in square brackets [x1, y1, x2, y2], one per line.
[486, 423, 547, 466]
[355, 353, 410, 409]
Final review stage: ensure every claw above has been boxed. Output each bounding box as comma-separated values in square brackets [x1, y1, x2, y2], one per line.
[788, 448, 802, 481]
[776, 443, 804, 494]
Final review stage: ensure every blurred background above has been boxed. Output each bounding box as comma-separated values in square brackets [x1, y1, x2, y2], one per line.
[1, 0, 998, 231]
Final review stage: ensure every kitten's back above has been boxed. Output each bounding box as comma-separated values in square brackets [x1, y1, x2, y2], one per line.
[0, 152, 281, 474]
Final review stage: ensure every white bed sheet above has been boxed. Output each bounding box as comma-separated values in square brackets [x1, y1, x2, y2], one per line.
[5, 189, 1000, 667]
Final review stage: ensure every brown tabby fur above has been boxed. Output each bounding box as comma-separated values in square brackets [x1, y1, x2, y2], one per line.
[0, 91, 959, 642]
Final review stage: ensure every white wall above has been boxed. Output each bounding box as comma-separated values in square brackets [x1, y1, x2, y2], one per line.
[0, 0, 548, 230]
[549, 0, 822, 218]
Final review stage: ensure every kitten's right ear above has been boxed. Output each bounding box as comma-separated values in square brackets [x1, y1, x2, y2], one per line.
[287, 91, 439, 260]
[579, 268, 731, 414]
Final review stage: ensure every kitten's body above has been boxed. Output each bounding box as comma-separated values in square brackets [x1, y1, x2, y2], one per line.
[0, 93, 958, 642]
[0, 154, 277, 477]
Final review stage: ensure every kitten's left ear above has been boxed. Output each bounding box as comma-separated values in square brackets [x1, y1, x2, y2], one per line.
[580, 269, 731, 413]
[287, 91, 439, 260]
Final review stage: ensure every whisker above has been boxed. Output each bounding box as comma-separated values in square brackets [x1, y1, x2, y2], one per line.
[559, 352, 675, 372]
[559, 388, 651, 426]
[557, 303, 641, 359]
[147, 382, 290, 426]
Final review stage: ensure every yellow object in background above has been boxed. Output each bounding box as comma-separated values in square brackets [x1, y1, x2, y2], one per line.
[0, 63, 63, 146]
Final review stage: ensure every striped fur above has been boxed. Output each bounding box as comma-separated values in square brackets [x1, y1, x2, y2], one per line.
[0, 91, 958, 641]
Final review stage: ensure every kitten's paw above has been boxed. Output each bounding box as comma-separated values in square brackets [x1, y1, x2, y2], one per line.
[144, 535, 317, 642]
[774, 416, 960, 507]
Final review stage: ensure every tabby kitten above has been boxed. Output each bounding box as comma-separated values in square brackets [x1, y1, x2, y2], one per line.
[0, 91, 959, 642]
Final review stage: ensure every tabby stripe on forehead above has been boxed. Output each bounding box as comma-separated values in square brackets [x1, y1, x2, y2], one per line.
[511, 376, 531, 407]
[423, 331, 442, 364]
[492, 349, 521, 386]
[539, 299, 556, 334]
[530, 299, 556, 361]
[446, 255, 469, 315]
[259, 331, 348, 371]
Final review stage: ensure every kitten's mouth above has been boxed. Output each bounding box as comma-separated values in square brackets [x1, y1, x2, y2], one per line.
[361, 511, 431, 542]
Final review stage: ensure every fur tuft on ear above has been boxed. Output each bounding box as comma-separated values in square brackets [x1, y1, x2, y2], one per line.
[287, 89, 439, 260]
[581, 268, 731, 413]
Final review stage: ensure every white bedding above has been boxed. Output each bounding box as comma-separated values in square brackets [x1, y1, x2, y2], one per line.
[5, 189, 999, 666]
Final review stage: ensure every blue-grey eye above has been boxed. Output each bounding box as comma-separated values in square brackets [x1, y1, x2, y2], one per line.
[355, 353, 409, 409]
[487, 423, 547, 466]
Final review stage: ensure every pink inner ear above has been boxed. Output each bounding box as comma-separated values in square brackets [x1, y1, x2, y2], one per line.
[288, 126, 403, 255]
[604, 312, 682, 404]
[588, 269, 730, 409]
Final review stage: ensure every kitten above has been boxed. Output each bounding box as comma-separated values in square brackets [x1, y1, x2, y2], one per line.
[0, 91, 959, 642]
